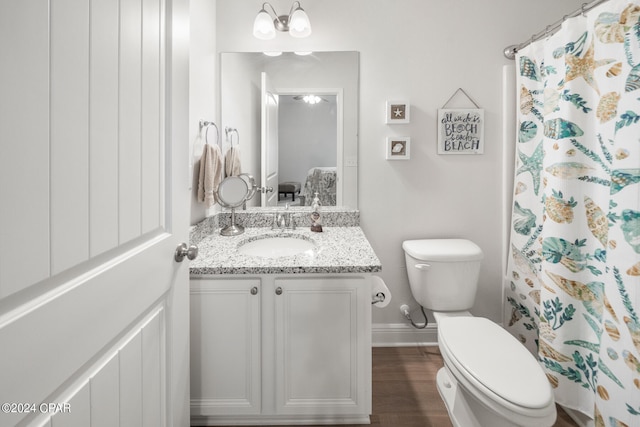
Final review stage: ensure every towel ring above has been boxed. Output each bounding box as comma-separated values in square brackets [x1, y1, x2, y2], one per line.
[204, 122, 220, 148]
[225, 127, 239, 146]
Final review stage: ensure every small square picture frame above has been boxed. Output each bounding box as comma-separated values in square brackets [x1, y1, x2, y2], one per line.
[385, 100, 410, 124]
[386, 136, 411, 160]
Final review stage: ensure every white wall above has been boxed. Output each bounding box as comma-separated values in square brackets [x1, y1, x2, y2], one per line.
[213, 0, 586, 339]
[219, 53, 263, 207]
[279, 95, 337, 185]
[190, 0, 218, 224]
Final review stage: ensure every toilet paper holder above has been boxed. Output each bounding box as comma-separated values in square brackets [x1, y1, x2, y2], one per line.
[371, 292, 386, 305]
[371, 276, 391, 307]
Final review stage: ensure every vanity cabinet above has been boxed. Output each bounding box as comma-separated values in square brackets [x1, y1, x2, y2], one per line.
[190, 278, 262, 417]
[190, 275, 372, 426]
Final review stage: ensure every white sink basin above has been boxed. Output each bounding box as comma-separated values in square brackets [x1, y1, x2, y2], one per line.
[238, 235, 316, 258]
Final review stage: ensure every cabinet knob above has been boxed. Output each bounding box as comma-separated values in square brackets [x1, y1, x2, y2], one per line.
[275, 287, 283, 295]
[251, 287, 258, 295]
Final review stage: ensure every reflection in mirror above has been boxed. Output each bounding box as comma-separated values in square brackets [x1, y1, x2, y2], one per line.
[220, 51, 359, 209]
[239, 173, 258, 202]
[280, 94, 337, 207]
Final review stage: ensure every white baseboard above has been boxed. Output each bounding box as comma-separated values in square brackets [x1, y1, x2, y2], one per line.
[191, 415, 371, 426]
[372, 323, 438, 347]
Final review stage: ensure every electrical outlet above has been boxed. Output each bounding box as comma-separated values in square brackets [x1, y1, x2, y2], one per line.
[345, 157, 357, 167]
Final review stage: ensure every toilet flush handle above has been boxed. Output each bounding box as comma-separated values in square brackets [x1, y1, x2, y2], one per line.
[415, 263, 431, 271]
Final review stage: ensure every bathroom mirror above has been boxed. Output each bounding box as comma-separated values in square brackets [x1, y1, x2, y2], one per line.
[220, 51, 359, 209]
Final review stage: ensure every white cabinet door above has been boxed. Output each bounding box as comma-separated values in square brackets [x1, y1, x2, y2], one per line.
[190, 278, 262, 417]
[273, 277, 372, 418]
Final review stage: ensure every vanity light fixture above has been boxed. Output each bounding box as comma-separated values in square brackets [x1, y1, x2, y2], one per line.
[253, 1, 311, 40]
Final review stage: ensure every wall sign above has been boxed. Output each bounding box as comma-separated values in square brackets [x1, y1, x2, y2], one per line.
[437, 108, 484, 155]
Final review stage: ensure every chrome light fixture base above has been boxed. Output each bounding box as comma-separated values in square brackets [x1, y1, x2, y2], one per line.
[274, 15, 290, 32]
[253, 2, 311, 40]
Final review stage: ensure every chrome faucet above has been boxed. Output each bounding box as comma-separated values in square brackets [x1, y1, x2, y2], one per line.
[272, 204, 296, 230]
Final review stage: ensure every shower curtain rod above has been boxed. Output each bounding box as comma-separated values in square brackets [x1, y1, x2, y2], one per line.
[503, 0, 609, 59]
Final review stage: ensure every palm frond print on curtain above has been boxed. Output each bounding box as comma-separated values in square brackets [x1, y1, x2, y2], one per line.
[506, 0, 640, 425]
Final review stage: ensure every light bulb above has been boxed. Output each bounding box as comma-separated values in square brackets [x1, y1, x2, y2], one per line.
[303, 95, 321, 104]
[253, 9, 276, 40]
[288, 6, 311, 38]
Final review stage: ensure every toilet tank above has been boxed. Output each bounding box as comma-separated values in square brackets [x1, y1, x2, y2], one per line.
[402, 239, 483, 312]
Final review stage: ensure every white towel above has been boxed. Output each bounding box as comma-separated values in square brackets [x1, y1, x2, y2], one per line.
[197, 143, 223, 208]
[224, 146, 242, 177]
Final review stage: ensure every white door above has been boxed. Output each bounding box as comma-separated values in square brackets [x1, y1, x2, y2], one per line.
[0, 0, 190, 426]
[261, 72, 279, 207]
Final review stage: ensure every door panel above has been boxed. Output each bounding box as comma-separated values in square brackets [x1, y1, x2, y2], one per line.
[141, 0, 163, 234]
[89, 0, 120, 257]
[119, 0, 144, 244]
[50, 0, 90, 274]
[38, 307, 164, 427]
[0, 0, 190, 426]
[0, 0, 50, 294]
[90, 354, 119, 427]
[120, 331, 144, 426]
[52, 384, 90, 427]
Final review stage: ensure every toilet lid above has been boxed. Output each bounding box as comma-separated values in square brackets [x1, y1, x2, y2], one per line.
[402, 239, 483, 262]
[438, 316, 552, 409]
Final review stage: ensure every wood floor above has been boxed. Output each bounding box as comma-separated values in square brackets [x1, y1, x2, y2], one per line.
[212, 346, 578, 427]
[366, 346, 578, 427]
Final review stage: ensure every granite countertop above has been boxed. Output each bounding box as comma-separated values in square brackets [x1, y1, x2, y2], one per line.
[189, 226, 382, 276]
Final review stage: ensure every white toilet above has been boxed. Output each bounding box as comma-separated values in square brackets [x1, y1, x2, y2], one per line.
[402, 238, 556, 427]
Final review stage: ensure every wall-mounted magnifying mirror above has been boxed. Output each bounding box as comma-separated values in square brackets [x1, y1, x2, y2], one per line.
[217, 174, 257, 236]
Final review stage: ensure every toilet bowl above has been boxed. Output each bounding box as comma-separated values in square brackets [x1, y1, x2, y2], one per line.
[402, 239, 556, 427]
[435, 314, 556, 427]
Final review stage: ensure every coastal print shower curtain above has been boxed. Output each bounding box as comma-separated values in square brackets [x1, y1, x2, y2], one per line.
[506, 0, 640, 424]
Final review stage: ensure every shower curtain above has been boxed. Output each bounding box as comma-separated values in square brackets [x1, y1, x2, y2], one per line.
[506, 0, 640, 424]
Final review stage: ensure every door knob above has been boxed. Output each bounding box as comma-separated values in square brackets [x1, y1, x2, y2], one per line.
[175, 243, 198, 262]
